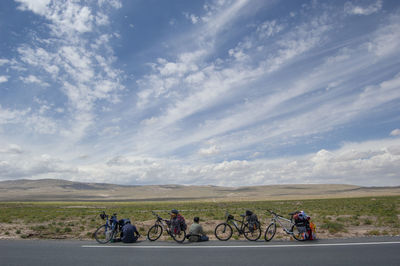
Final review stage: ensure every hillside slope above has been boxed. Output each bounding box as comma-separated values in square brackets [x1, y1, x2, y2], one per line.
[0, 179, 399, 201]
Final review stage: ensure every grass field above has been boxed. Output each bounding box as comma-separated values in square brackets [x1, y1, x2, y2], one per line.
[0, 196, 399, 240]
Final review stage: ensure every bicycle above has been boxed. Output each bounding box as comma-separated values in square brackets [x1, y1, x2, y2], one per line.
[147, 211, 186, 243]
[94, 211, 119, 244]
[264, 210, 306, 241]
[214, 212, 261, 241]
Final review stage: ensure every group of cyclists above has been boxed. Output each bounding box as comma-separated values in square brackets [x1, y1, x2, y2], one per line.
[100, 208, 314, 244]
[112, 209, 209, 243]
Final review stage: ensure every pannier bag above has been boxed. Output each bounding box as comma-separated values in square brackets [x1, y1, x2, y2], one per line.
[246, 210, 260, 231]
[293, 211, 316, 240]
[308, 221, 317, 240]
[172, 214, 187, 234]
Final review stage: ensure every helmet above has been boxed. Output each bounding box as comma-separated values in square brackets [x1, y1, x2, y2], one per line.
[119, 218, 131, 226]
[170, 209, 179, 215]
[298, 211, 307, 220]
[245, 210, 253, 216]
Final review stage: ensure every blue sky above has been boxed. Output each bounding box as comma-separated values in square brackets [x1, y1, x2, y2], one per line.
[0, 0, 399, 186]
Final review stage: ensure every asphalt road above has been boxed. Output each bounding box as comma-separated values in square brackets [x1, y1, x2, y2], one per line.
[1, 237, 400, 266]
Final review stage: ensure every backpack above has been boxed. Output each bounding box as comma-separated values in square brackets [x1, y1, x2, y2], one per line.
[307, 222, 317, 240]
[247, 213, 260, 230]
[171, 214, 187, 234]
[179, 215, 187, 231]
[293, 211, 309, 226]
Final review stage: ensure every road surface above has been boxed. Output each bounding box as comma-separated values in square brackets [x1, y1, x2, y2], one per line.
[1, 237, 399, 266]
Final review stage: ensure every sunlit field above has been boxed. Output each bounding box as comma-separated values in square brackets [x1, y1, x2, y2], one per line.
[0, 196, 399, 240]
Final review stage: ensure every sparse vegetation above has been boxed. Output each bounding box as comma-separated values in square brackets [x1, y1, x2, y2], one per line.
[0, 195, 398, 240]
[320, 221, 346, 234]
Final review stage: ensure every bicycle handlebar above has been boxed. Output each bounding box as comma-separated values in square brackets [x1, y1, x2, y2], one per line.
[267, 209, 278, 216]
[151, 211, 165, 220]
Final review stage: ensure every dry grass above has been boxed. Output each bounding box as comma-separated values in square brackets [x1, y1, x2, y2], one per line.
[0, 195, 399, 241]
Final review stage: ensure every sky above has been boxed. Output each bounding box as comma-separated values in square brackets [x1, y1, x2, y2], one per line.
[0, 0, 399, 187]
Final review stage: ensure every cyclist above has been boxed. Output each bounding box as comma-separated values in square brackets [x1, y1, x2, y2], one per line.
[168, 209, 187, 234]
[188, 217, 209, 242]
[117, 219, 140, 243]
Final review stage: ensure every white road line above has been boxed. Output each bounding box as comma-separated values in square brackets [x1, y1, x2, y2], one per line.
[82, 241, 400, 249]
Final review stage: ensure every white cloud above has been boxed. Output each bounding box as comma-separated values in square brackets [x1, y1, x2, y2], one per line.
[6, 138, 395, 186]
[0, 149, 77, 180]
[20, 75, 49, 86]
[199, 145, 220, 156]
[184, 12, 199, 24]
[257, 20, 284, 39]
[0, 76, 8, 83]
[25, 114, 58, 135]
[367, 13, 400, 57]
[0, 144, 23, 154]
[15, 0, 50, 15]
[390, 129, 400, 136]
[344, 0, 382, 16]
[13, 1, 125, 143]
[0, 59, 10, 66]
[96, 12, 110, 26]
[0, 105, 29, 125]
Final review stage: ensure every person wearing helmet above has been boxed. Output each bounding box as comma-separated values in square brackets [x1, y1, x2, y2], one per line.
[168, 209, 187, 234]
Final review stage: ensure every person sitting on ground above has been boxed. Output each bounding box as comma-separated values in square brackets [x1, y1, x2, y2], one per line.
[117, 219, 140, 243]
[168, 209, 186, 234]
[188, 217, 209, 242]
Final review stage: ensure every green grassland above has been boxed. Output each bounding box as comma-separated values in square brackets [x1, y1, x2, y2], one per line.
[0, 196, 399, 240]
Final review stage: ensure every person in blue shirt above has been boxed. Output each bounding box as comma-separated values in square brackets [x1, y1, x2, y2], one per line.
[117, 219, 140, 243]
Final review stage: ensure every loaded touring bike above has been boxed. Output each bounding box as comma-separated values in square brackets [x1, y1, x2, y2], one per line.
[147, 211, 186, 243]
[264, 210, 306, 241]
[94, 211, 119, 244]
[214, 212, 261, 241]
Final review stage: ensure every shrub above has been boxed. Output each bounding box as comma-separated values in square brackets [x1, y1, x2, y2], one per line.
[366, 230, 380, 236]
[364, 219, 373, 225]
[321, 222, 345, 234]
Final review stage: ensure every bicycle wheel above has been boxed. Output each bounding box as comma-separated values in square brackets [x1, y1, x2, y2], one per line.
[171, 229, 186, 243]
[264, 223, 276, 241]
[214, 223, 233, 241]
[94, 225, 113, 244]
[147, 224, 163, 241]
[243, 223, 261, 241]
[291, 224, 306, 241]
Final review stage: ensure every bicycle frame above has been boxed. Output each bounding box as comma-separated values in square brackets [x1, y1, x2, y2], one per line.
[151, 211, 173, 235]
[155, 217, 170, 232]
[147, 211, 186, 243]
[269, 214, 294, 234]
[94, 212, 119, 244]
[226, 214, 247, 235]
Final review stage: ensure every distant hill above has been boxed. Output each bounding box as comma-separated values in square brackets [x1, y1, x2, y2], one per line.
[0, 179, 399, 201]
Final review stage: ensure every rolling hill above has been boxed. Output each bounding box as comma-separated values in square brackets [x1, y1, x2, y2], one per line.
[0, 179, 399, 201]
